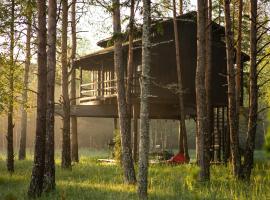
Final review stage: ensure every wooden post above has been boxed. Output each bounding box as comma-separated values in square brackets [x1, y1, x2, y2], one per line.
[217, 107, 221, 162]
[224, 106, 230, 164]
[111, 67, 115, 95]
[210, 107, 215, 161]
[98, 69, 101, 97]
[195, 118, 198, 163]
[133, 105, 138, 162]
[222, 106, 225, 162]
[101, 64, 104, 97]
[240, 61, 244, 106]
[113, 118, 118, 130]
[79, 67, 82, 98]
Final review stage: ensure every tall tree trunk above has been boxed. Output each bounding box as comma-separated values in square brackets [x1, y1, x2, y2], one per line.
[242, 0, 258, 181]
[205, 0, 213, 163]
[138, 0, 151, 198]
[71, 0, 79, 163]
[173, 0, 189, 162]
[112, 0, 136, 184]
[44, 0, 57, 192]
[126, 0, 135, 161]
[61, 0, 71, 169]
[7, 0, 15, 173]
[235, 0, 243, 154]
[223, 0, 242, 178]
[19, 6, 32, 161]
[28, 0, 47, 197]
[196, 0, 210, 181]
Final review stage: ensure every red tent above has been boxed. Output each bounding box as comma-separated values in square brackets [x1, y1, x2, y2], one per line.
[167, 153, 188, 164]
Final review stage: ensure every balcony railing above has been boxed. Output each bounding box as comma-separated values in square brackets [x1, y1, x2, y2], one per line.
[80, 77, 140, 103]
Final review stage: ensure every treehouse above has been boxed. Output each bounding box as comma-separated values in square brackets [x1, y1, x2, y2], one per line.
[73, 11, 248, 118]
[71, 11, 249, 162]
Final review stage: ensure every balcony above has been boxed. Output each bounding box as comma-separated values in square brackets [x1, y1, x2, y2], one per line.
[79, 77, 140, 104]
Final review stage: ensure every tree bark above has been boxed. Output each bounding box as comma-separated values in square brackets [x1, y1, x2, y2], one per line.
[28, 0, 47, 197]
[205, 0, 213, 164]
[61, 0, 71, 169]
[126, 0, 135, 162]
[71, 0, 79, 163]
[242, 0, 258, 181]
[196, 0, 210, 181]
[112, 0, 136, 184]
[223, 0, 242, 178]
[235, 0, 243, 146]
[173, 0, 189, 162]
[19, 4, 32, 161]
[138, 0, 151, 198]
[44, 0, 57, 192]
[7, 0, 15, 173]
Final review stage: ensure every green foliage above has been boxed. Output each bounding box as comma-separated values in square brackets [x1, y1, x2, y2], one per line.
[264, 111, 270, 154]
[0, 56, 24, 114]
[113, 129, 122, 164]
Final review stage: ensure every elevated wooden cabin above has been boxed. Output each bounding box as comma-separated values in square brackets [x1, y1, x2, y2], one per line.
[69, 11, 250, 162]
[73, 11, 248, 120]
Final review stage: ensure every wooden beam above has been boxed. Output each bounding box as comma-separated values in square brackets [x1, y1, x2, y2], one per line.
[55, 104, 196, 119]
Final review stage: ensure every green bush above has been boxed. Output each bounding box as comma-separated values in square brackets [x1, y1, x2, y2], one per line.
[265, 112, 270, 155]
[113, 129, 122, 164]
[265, 132, 270, 155]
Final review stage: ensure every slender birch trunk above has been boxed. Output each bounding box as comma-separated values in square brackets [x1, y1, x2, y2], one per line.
[138, 0, 151, 198]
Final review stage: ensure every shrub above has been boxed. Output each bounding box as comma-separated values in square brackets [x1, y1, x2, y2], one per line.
[113, 129, 122, 164]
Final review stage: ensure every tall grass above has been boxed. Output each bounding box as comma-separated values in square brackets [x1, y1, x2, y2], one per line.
[0, 150, 269, 200]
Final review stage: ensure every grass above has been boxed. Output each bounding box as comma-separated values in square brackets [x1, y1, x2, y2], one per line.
[0, 149, 270, 200]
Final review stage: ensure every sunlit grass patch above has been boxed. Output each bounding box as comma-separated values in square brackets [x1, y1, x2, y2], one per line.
[0, 150, 269, 199]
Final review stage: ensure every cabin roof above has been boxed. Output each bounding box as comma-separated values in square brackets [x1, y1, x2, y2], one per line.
[96, 11, 225, 48]
[74, 11, 249, 69]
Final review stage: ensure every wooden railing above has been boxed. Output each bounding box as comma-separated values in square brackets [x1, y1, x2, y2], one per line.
[80, 77, 140, 102]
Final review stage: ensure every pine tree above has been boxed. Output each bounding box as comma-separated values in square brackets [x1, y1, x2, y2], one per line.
[44, 0, 57, 191]
[223, 0, 242, 178]
[112, 0, 136, 184]
[196, 0, 210, 181]
[242, 0, 258, 181]
[28, 0, 47, 197]
[71, 0, 79, 163]
[61, 0, 72, 169]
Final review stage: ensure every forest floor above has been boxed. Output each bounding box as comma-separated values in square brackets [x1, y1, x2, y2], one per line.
[0, 149, 269, 200]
